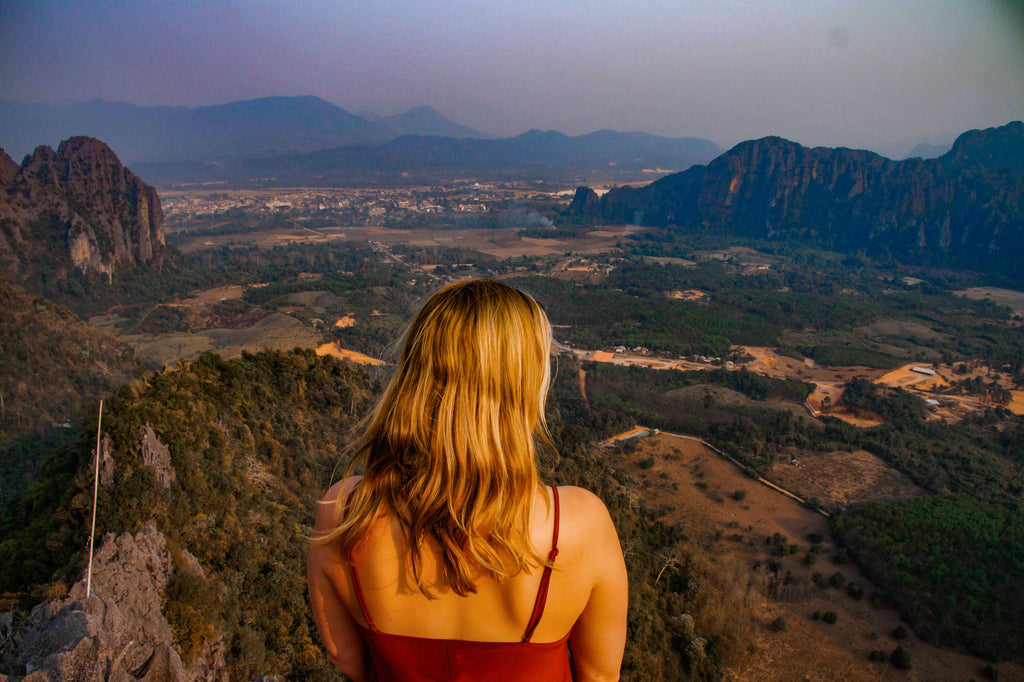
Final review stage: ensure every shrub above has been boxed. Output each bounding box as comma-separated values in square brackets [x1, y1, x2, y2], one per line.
[732, 489, 747, 501]
[827, 571, 847, 588]
[637, 457, 655, 469]
[812, 611, 821, 620]
[832, 548, 849, 564]
[768, 616, 788, 632]
[868, 650, 888, 662]
[823, 611, 838, 624]
[806, 532, 825, 544]
[983, 663, 1000, 681]
[846, 582, 865, 600]
[890, 645, 912, 670]
[893, 625, 908, 639]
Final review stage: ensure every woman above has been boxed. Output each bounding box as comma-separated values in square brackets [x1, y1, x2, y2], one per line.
[307, 279, 627, 681]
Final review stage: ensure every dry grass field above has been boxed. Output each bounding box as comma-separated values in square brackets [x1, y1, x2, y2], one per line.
[118, 312, 322, 366]
[315, 340, 385, 365]
[173, 224, 642, 258]
[613, 432, 1023, 681]
[957, 286, 1024, 317]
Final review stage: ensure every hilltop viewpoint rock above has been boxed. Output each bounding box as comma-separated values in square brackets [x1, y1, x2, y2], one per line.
[0, 523, 226, 682]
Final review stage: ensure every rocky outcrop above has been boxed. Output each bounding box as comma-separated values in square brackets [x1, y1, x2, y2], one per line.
[0, 137, 166, 285]
[139, 425, 175, 489]
[569, 121, 1024, 283]
[0, 524, 226, 682]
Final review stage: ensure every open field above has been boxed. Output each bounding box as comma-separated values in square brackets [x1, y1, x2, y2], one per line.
[767, 449, 924, 508]
[115, 312, 322, 366]
[957, 286, 1024, 317]
[612, 431, 1023, 681]
[174, 223, 641, 258]
[315, 341, 386, 365]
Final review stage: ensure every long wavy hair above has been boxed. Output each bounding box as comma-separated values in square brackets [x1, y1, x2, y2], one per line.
[318, 279, 555, 596]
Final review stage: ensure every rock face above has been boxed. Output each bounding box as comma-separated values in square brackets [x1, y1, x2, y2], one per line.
[0, 137, 166, 285]
[0, 524, 226, 682]
[570, 121, 1024, 283]
[139, 424, 175, 489]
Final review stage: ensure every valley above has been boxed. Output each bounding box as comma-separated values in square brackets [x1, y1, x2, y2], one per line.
[4, 132, 1024, 681]
[58, 185, 1019, 679]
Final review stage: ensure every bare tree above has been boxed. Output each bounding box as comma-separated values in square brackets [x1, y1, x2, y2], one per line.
[655, 549, 680, 585]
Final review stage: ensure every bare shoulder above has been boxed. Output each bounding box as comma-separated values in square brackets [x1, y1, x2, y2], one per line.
[313, 475, 363, 532]
[551, 486, 625, 592]
[554, 485, 610, 516]
[552, 486, 619, 543]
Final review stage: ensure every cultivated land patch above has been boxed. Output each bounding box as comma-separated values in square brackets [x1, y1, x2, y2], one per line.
[767, 450, 924, 509]
[173, 224, 641, 259]
[315, 341, 386, 366]
[115, 312, 321, 367]
[613, 432, 1022, 682]
[957, 286, 1024, 317]
[856, 318, 951, 343]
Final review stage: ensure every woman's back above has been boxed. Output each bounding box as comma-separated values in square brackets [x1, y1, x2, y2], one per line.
[309, 477, 627, 681]
[306, 280, 627, 681]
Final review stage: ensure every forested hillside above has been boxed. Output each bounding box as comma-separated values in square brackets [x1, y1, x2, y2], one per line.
[0, 349, 733, 680]
[0, 278, 138, 500]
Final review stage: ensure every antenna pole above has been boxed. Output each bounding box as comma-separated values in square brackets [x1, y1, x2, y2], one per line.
[86, 400, 103, 598]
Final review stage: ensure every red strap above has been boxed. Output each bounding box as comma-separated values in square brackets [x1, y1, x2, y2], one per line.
[522, 485, 560, 642]
[345, 489, 379, 633]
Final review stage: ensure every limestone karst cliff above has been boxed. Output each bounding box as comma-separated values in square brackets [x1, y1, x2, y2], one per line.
[567, 121, 1024, 283]
[0, 137, 166, 286]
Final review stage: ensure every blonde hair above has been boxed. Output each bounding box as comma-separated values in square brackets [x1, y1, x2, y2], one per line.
[320, 279, 554, 596]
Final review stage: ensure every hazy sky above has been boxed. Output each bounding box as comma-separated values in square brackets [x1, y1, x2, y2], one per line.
[1, 0, 1021, 153]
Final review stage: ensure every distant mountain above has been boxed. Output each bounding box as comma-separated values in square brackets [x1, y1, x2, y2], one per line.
[377, 105, 493, 139]
[0, 96, 385, 163]
[942, 120, 1024, 173]
[0, 97, 492, 165]
[906, 142, 952, 159]
[0, 137, 167, 288]
[566, 121, 1024, 284]
[135, 128, 721, 186]
[1, 97, 720, 185]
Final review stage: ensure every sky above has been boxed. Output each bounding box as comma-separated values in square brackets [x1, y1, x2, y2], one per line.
[1, 0, 1021, 155]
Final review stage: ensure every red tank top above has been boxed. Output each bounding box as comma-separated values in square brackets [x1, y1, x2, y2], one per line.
[348, 486, 572, 681]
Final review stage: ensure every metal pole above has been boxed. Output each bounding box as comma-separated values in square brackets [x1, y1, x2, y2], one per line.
[86, 400, 103, 598]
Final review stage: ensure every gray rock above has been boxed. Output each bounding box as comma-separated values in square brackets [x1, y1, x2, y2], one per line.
[139, 425, 174, 489]
[1, 524, 226, 682]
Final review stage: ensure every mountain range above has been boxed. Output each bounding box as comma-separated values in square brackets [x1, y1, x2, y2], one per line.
[0, 96, 493, 164]
[567, 121, 1024, 285]
[0, 96, 721, 186]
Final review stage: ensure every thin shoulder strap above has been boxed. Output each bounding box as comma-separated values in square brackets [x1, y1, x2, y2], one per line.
[344, 488, 378, 633]
[522, 485, 560, 642]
